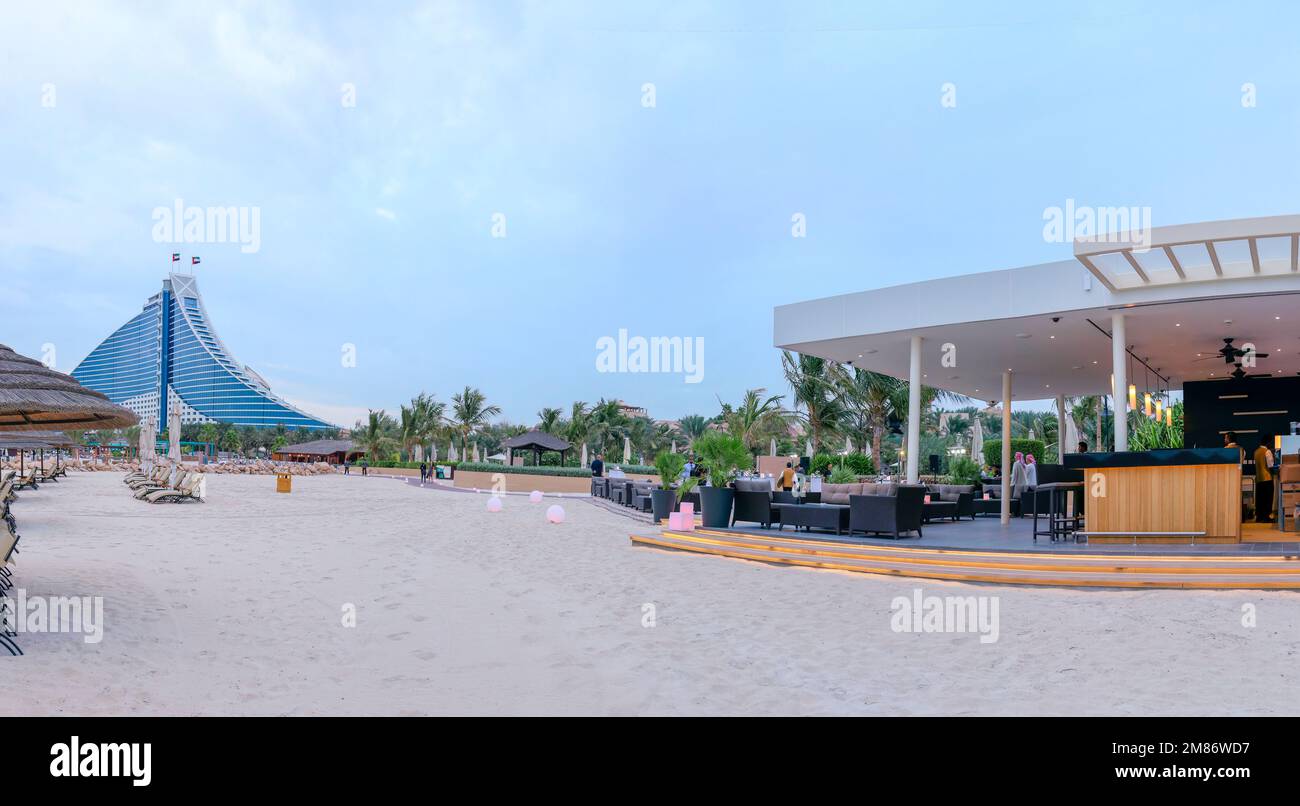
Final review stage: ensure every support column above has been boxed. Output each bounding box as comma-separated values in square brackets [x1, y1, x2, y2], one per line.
[1056, 393, 1067, 463]
[1001, 371, 1012, 525]
[906, 335, 922, 483]
[1112, 313, 1128, 452]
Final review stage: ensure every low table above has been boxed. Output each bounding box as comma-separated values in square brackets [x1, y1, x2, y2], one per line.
[773, 503, 850, 535]
[923, 500, 959, 522]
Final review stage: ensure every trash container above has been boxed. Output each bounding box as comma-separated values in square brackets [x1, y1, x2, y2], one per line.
[276, 473, 292, 494]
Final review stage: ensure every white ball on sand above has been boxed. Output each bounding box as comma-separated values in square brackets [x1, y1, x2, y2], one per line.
[529, 490, 543, 503]
[486, 496, 503, 512]
[546, 504, 565, 524]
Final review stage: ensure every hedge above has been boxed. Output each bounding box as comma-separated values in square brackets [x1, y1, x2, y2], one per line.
[454, 462, 598, 478]
[368, 460, 459, 469]
[982, 439, 1047, 468]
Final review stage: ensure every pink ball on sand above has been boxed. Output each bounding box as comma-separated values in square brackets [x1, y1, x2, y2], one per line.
[529, 490, 543, 503]
[546, 504, 565, 524]
[486, 496, 503, 512]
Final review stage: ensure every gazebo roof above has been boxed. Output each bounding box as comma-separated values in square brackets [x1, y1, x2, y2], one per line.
[499, 430, 571, 452]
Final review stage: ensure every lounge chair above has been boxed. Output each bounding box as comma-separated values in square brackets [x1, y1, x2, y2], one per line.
[12, 470, 38, 491]
[848, 485, 927, 539]
[144, 474, 204, 504]
[133, 472, 191, 499]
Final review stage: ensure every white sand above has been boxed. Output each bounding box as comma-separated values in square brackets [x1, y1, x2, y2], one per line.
[4, 471, 1300, 716]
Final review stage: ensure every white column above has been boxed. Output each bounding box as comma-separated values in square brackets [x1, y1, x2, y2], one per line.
[906, 335, 922, 483]
[1112, 313, 1128, 452]
[1001, 370, 1012, 525]
[1056, 393, 1066, 463]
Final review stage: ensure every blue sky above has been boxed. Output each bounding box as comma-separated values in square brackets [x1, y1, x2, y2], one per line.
[3, 1, 1299, 426]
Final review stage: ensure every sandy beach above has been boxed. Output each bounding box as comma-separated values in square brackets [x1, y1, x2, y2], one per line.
[4, 471, 1300, 716]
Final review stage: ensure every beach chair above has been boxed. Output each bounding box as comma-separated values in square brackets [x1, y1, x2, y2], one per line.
[0, 521, 21, 656]
[145, 474, 204, 504]
[127, 466, 169, 489]
[133, 471, 191, 500]
[12, 470, 38, 491]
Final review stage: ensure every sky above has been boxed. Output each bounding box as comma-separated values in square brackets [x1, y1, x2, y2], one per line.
[3, 1, 1300, 427]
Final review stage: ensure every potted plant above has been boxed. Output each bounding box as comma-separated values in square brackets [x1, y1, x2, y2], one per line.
[651, 451, 685, 523]
[693, 432, 752, 528]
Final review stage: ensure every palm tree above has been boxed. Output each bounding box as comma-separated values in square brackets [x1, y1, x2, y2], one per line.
[781, 351, 846, 452]
[398, 401, 421, 461]
[563, 401, 589, 448]
[537, 407, 563, 434]
[358, 410, 397, 462]
[720, 388, 787, 454]
[586, 398, 629, 456]
[416, 394, 447, 458]
[835, 368, 900, 462]
[450, 386, 501, 460]
[676, 414, 709, 447]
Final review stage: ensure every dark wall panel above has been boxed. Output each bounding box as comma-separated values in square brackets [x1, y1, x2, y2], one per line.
[1183, 377, 1300, 453]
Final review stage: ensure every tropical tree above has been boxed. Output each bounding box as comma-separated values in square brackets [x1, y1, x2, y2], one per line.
[537, 407, 563, 435]
[357, 409, 398, 462]
[450, 386, 501, 460]
[781, 351, 846, 452]
[586, 398, 629, 456]
[219, 428, 241, 453]
[676, 414, 709, 447]
[835, 368, 901, 463]
[719, 388, 787, 454]
[563, 401, 590, 448]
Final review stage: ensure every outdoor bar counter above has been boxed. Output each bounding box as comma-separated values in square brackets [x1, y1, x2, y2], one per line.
[1063, 448, 1242, 543]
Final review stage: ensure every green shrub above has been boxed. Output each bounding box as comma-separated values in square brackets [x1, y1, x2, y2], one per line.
[455, 462, 601, 478]
[982, 439, 1046, 469]
[369, 460, 459, 469]
[947, 455, 982, 486]
[810, 452, 836, 476]
[694, 432, 752, 486]
[828, 463, 858, 484]
[842, 452, 875, 475]
[654, 451, 686, 490]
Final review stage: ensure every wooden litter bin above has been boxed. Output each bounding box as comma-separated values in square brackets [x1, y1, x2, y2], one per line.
[276, 473, 292, 493]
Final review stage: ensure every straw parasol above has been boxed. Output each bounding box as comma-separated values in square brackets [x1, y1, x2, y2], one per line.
[0, 343, 138, 432]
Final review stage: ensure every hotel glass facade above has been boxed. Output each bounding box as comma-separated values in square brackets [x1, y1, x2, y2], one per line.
[72, 274, 330, 430]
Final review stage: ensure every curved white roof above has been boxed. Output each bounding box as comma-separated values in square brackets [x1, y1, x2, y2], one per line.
[774, 216, 1300, 401]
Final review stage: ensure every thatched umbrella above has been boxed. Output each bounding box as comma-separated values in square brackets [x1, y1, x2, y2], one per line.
[0, 433, 60, 475]
[0, 344, 137, 432]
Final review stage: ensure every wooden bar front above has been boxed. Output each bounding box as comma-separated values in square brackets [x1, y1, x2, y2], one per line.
[1066, 448, 1244, 544]
[1085, 463, 1241, 543]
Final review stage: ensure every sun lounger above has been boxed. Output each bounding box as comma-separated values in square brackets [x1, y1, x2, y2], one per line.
[12, 471, 38, 491]
[144, 474, 204, 504]
[133, 472, 192, 499]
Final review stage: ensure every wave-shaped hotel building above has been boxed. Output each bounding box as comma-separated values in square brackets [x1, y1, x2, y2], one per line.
[72, 273, 330, 430]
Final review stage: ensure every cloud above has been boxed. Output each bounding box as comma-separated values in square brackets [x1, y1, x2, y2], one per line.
[374, 207, 397, 220]
[281, 397, 377, 430]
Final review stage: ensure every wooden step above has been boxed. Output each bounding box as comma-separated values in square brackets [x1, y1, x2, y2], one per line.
[629, 529, 1300, 589]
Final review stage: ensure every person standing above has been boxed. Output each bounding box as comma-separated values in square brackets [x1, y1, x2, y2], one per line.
[360, 457, 369, 477]
[1254, 435, 1275, 523]
[419, 460, 428, 484]
[779, 461, 795, 492]
[591, 453, 604, 478]
[1077, 441, 1089, 453]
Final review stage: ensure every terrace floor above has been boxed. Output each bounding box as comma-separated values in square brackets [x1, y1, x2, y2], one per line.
[710, 514, 1300, 556]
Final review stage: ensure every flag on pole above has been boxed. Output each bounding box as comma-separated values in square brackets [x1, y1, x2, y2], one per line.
[171, 252, 180, 262]
[191, 256, 201, 265]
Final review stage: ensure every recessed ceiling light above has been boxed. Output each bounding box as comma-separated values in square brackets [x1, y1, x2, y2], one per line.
[1049, 335, 1056, 339]
[1015, 333, 1031, 339]
[1276, 316, 1282, 320]
[1175, 323, 1181, 327]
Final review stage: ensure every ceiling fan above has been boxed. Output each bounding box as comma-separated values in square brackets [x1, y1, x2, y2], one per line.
[1194, 337, 1268, 365]
[1229, 362, 1272, 380]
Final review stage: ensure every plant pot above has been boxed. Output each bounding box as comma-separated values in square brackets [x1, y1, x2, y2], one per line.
[650, 488, 676, 523]
[699, 486, 735, 528]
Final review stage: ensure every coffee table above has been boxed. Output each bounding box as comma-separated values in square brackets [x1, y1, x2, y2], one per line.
[922, 500, 959, 523]
[772, 503, 850, 535]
